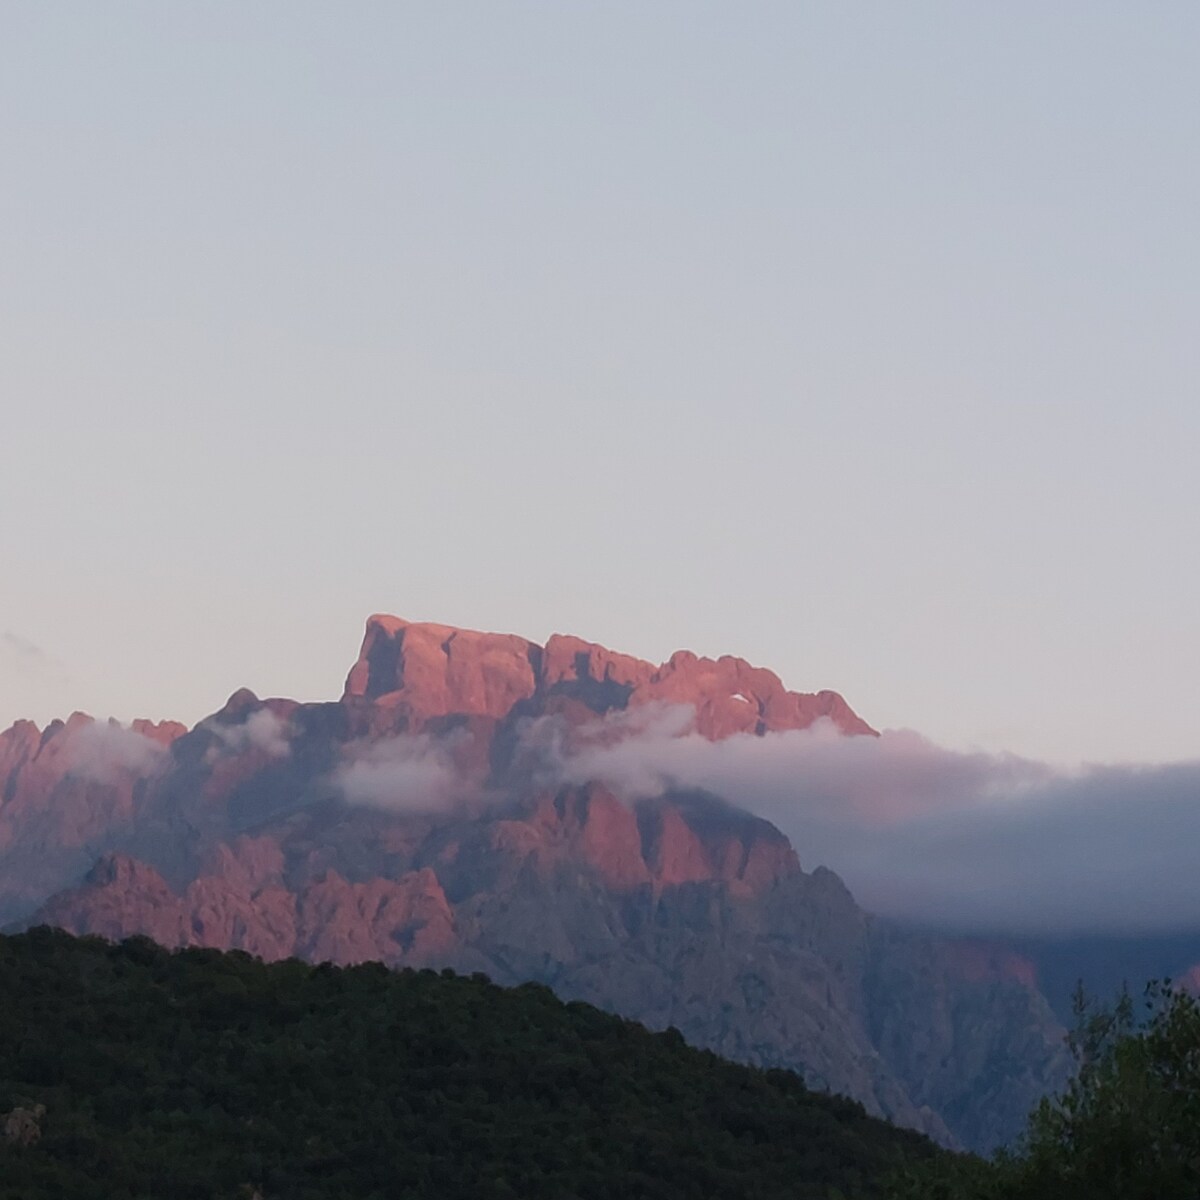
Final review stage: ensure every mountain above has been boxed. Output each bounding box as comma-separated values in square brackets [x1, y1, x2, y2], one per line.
[0, 928, 943, 1199]
[0, 615, 1070, 1150]
[1009, 932, 1200, 1022]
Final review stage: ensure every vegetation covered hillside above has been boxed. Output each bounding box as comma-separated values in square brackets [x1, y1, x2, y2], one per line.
[0, 929, 939, 1200]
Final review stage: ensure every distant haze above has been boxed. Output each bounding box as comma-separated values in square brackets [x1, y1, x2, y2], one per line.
[2, 4, 1198, 766]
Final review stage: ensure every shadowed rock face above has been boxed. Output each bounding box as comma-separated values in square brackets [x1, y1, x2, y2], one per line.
[3, 616, 1067, 1151]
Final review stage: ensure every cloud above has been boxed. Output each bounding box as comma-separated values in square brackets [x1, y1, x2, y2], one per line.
[332, 734, 469, 813]
[314, 702, 1200, 936]
[833, 760, 1200, 936]
[1, 631, 68, 684]
[516, 702, 697, 794]
[203, 709, 292, 760]
[68, 720, 168, 784]
[517, 706, 1200, 937]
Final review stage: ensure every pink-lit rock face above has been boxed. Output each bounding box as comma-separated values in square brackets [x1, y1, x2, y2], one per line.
[40, 847, 457, 970]
[297, 867, 457, 966]
[39, 853, 191, 948]
[566, 785, 653, 891]
[343, 614, 875, 738]
[343, 616, 540, 720]
[130, 719, 188, 747]
[0, 714, 182, 919]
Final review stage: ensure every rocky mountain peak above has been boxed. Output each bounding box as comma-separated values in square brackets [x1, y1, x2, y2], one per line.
[342, 614, 875, 738]
[343, 615, 540, 719]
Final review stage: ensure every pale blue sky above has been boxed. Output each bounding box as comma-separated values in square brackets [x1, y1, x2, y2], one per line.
[2, 3, 1198, 764]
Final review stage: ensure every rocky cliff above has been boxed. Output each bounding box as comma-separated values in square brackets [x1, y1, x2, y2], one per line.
[2, 616, 1069, 1150]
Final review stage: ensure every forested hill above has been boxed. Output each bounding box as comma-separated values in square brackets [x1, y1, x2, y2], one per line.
[0, 929, 939, 1200]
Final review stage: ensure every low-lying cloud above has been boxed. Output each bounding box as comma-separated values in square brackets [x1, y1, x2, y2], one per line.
[203, 709, 292, 760]
[519, 705, 1200, 937]
[332, 734, 469, 813]
[68, 720, 168, 784]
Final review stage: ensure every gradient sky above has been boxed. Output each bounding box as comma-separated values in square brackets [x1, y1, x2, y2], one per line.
[2, 3, 1198, 765]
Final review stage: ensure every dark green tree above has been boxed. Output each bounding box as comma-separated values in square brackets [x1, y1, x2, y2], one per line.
[891, 981, 1200, 1200]
[0, 928, 940, 1200]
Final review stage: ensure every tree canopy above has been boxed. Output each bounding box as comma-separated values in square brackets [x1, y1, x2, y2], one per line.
[0, 928, 938, 1200]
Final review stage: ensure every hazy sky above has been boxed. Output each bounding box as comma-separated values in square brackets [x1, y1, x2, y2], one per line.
[3, 4, 1198, 765]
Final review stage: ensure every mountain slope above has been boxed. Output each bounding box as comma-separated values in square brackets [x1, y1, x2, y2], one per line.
[2, 616, 1071, 1150]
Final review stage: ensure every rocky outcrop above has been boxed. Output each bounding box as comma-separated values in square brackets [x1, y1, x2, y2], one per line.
[0, 714, 183, 924]
[41, 853, 193, 947]
[39, 839, 458, 971]
[6, 614, 1066, 1151]
[342, 615, 875, 739]
[3, 1104, 45, 1147]
[345, 617, 541, 721]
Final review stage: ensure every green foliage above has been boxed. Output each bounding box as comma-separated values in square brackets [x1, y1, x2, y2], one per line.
[0, 928, 938, 1199]
[890, 981, 1200, 1200]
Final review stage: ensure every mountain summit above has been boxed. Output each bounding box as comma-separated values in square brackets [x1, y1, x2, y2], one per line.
[1, 615, 1067, 1151]
[343, 614, 875, 736]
